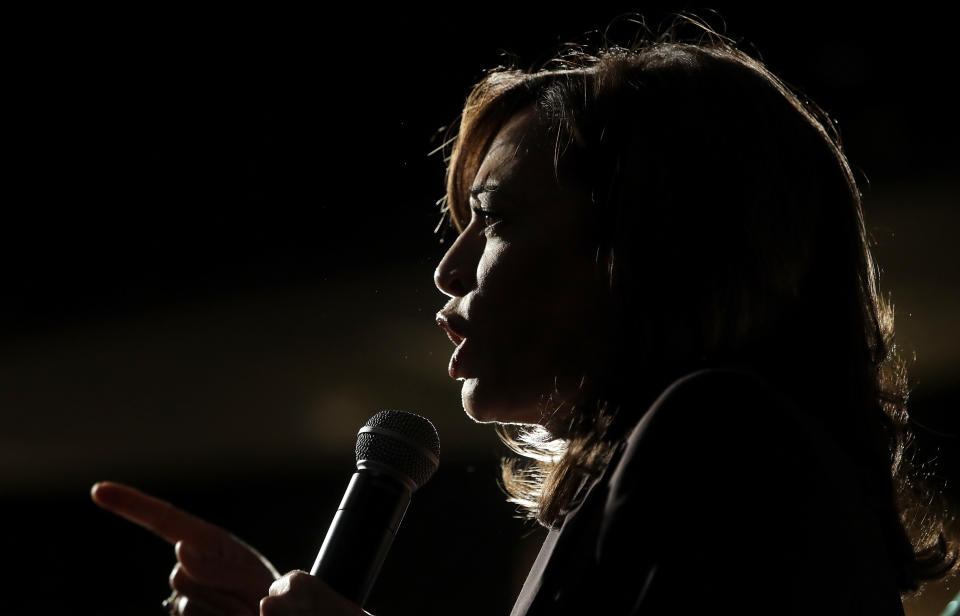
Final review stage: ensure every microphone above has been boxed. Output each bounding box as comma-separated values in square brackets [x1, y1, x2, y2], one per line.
[310, 410, 440, 607]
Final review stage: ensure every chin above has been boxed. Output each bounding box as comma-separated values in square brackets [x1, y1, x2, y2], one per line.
[460, 378, 543, 425]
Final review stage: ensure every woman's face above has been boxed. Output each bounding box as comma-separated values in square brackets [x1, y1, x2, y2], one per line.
[434, 107, 601, 429]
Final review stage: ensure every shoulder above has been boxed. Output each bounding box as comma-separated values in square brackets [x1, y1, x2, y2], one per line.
[588, 368, 905, 614]
[609, 367, 821, 500]
[636, 366, 801, 436]
[606, 367, 867, 550]
[601, 366, 865, 560]
[523, 368, 905, 615]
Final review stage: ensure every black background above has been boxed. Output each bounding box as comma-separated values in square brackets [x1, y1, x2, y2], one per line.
[3, 5, 958, 615]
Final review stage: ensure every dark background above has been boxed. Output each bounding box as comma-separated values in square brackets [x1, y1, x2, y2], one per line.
[3, 5, 958, 615]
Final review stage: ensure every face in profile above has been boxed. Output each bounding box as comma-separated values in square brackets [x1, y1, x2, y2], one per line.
[435, 107, 602, 429]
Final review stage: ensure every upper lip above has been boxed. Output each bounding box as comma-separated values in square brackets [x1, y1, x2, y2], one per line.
[436, 312, 468, 346]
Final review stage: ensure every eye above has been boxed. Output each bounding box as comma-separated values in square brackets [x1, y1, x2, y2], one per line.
[472, 206, 502, 233]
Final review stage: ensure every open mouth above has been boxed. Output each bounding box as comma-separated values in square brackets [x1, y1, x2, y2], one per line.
[436, 314, 466, 346]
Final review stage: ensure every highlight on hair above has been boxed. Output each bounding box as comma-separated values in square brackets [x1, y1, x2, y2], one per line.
[435, 13, 957, 595]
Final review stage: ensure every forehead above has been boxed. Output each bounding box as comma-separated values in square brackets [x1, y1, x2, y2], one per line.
[473, 107, 556, 192]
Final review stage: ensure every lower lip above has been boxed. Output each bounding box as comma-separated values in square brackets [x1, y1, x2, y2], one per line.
[448, 338, 469, 379]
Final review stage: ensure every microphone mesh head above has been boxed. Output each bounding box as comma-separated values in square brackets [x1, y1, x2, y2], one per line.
[355, 410, 440, 490]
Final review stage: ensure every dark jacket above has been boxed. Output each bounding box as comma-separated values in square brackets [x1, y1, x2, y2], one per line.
[511, 368, 905, 615]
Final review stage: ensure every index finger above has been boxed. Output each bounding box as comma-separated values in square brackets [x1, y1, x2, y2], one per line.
[91, 481, 228, 550]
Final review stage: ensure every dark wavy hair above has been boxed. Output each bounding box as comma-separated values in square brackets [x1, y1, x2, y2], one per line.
[435, 17, 957, 595]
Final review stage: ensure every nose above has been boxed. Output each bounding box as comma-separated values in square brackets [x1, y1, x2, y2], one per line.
[434, 226, 480, 298]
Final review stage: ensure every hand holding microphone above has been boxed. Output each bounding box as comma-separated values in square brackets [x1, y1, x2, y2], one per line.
[92, 410, 439, 616]
[265, 410, 440, 614]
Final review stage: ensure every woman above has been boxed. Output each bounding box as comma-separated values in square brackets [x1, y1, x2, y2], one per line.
[92, 21, 957, 615]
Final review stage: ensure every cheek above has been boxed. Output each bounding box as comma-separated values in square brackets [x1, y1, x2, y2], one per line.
[475, 240, 598, 363]
[474, 241, 504, 287]
[476, 239, 561, 301]
[474, 242, 547, 334]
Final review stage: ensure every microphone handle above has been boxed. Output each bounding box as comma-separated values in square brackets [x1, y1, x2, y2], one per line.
[310, 471, 412, 606]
